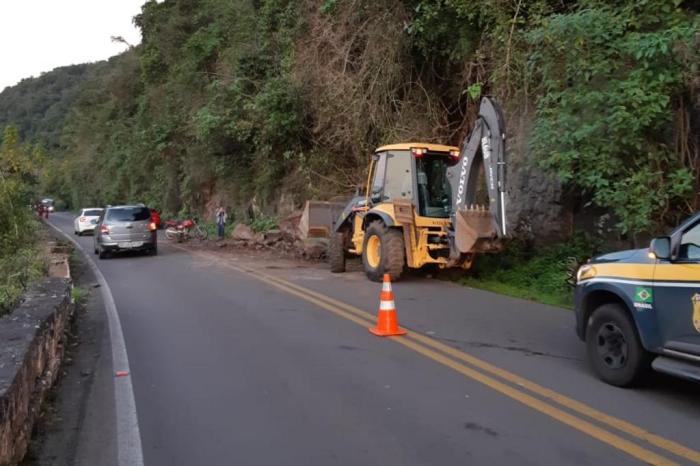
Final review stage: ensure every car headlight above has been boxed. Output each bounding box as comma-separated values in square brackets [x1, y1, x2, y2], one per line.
[576, 264, 596, 283]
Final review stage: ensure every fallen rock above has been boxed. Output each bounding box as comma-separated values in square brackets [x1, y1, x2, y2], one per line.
[232, 223, 255, 241]
[264, 229, 283, 245]
[279, 211, 302, 238]
[302, 238, 328, 259]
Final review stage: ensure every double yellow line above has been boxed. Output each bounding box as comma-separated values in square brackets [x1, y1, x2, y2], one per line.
[187, 248, 699, 465]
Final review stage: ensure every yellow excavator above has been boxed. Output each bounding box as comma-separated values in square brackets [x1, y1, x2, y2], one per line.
[329, 97, 507, 281]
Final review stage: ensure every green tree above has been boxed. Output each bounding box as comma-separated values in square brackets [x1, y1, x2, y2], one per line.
[528, 1, 698, 235]
[0, 126, 43, 313]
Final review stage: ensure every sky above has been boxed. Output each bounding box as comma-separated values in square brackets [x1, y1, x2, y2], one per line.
[0, 0, 147, 91]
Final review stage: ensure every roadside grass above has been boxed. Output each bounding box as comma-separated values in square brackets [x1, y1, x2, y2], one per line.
[68, 247, 80, 272]
[458, 233, 601, 309]
[200, 220, 236, 239]
[70, 286, 89, 305]
[0, 219, 46, 316]
[248, 215, 278, 233]
[460, 277, 574, 308]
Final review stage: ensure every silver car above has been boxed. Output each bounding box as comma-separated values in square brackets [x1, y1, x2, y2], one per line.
[93, 205, 157, 258]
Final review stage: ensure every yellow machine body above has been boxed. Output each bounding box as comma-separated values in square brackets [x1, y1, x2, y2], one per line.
[330, 98, 507, 281]
[344, 143, 474, 272]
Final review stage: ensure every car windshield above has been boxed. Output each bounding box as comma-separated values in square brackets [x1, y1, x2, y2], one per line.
[105, 207, 151, 222]
[83, 209, 103, 216]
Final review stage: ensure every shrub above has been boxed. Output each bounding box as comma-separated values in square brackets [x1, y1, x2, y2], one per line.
[462, 232, 602, 307]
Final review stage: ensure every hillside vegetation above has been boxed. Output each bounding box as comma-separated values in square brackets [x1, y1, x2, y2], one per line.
[0, 64, 97, 150]
[0, 127, 45, 314]
[2, 0, 699, 240]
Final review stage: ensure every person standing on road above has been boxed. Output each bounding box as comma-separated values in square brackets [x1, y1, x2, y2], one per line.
[215, 206, 227, 240]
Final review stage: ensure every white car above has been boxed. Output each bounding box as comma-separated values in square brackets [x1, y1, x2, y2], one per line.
[74, 208, 104, 235]
[41, 198, 55, 212]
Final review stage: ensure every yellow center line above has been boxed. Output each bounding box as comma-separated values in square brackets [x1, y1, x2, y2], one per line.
[239, 262, 700, 465]
[178, 246, 697, 465]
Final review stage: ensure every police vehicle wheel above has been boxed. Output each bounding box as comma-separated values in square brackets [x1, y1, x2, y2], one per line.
[329, 232, 346, 273]
[586, 303, 650, 387]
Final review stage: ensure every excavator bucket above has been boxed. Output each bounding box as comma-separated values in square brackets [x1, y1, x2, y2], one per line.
[447, 97, 507, 256]
[453, 206, 496, 254]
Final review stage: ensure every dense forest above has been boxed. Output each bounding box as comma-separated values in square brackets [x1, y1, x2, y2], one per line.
[1, 0, 698, 242]
[0, 126, 45, 312]
[0, 64, 98, 149]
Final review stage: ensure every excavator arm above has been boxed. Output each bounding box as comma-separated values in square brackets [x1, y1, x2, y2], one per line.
[446, 96, 507, 258]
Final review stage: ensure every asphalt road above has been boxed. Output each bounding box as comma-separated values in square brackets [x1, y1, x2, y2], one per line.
[47, 212, 699, 466]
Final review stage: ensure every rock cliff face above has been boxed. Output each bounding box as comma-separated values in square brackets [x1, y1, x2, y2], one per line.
[0, 278, 72, 466]
[500, 110, 570, 243]
[507, 163, 570, 242]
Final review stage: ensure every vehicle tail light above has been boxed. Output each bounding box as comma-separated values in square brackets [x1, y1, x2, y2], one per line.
[411, 147, 427, 158]
[148, 222, 157, 231]
[100, 225, 110, 235]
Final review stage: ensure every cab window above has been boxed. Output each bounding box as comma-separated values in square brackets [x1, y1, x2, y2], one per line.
[679, 221, 700, 261]
[416, 154, 452, 218]
[369, 154, 386, 203]
[383, 152, 413, 201]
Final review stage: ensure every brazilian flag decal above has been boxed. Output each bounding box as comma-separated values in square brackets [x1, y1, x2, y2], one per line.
[635, 287, 653, 303]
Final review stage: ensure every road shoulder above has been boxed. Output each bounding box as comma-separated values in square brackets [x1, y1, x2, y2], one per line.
[21, 245, 117, 466]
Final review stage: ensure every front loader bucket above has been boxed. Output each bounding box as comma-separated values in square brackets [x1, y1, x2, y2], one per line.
[298, 200, 346, 239]
[453, 207, 498, 253]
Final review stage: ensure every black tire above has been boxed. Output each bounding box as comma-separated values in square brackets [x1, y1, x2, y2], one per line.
[361, 221, 405, 282]
[150, 246, 158, 256]
[329, 231, 346, 273]
[585, 303, 651, 387]
[98, 248, 109, 260]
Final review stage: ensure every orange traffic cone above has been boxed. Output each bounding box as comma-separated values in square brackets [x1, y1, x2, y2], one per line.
[369, 274, 407, 337]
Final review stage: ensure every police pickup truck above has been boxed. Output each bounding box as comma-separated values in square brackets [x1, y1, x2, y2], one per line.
[575, 212, 700, 386]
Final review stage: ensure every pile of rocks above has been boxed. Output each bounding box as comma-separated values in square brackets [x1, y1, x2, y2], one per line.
[226, 217, 329, 260]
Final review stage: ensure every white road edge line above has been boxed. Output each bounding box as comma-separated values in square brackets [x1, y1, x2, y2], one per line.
[45, 220, 144, 466]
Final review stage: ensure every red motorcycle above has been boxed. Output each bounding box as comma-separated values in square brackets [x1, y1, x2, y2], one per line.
[164, 218, 208, 242]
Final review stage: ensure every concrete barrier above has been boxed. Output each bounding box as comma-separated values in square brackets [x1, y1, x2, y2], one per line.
[0, 277, 73, 465]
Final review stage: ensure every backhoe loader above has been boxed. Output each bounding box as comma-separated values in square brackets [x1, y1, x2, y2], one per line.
[329, 96, 507, 281]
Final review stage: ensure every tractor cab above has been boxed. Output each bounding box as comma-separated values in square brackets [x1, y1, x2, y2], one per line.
[368, 143, 459, 218]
